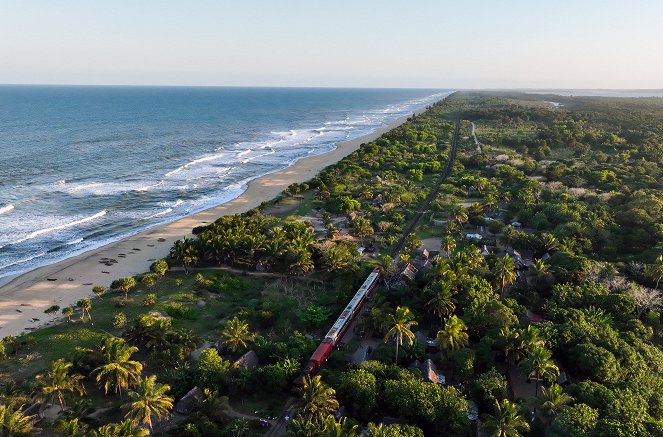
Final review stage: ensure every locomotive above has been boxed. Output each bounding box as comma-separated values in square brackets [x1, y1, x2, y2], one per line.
[296, 267, 381, 384]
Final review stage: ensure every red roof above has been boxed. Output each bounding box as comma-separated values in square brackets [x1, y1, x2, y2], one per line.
[527, 310, 544, 322]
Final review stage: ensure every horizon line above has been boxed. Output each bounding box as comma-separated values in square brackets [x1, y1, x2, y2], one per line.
[0, 83, 661, 92]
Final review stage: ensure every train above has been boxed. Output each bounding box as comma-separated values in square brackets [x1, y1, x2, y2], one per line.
[296, 268, 381, 383]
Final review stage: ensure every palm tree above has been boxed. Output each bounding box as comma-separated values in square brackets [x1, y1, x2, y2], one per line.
[35, 359, 86, 411]
[226, 418, 250, 437]
[536, 233, 560, 254]
[62, 306, 74, 322]
[352, 217, 374, 244]
[0, 403, 34, 436]
[298, 375, 339, 418]
[481, 399, 530, 437]
[288, 249, 315, 275]
[519, 325, 545, 352]
[498, 326, 523, 364]
[426, 282, 457, 322]
[318, 415, 357, 437]
[89, 420, 149, 437]
[449, 206, 469, 226]
[534, 383, 573, 417]
[527, 259, 549, 283]
[494, 256, 517, 296]
[123, 375, 173, 430]
[520, 347, 559, 397]
[500, 225, 517, 250]
[647, 255, 663, 290]
[221, 317, 255, 353]
[76, 298, 92, 321]
[53, 418, 88, 437]
[114, 277, 137, 302]
[442, 235, 456, 256]
[94, 337, 143, 398]
[436, 315, 469, 352]
[92, 285, 106, 299]
[383, 306, 417, 364]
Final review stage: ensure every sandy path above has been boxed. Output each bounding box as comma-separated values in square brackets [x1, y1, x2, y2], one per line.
[0, 108, 432, 337]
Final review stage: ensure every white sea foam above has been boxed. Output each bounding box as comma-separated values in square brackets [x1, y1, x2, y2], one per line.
[66, 238, 84, 245]
[134, 181, 164, 192]
[165, 153, 227, 177]
[0, 204, 14, 215]
[11, 210, 107, 245]
[0, 252, 47, 271]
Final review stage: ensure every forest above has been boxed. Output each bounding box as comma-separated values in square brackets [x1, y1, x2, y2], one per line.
[0, 91, 661, 436]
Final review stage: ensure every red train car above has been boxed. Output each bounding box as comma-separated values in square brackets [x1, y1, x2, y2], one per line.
[296, 268, 381, 384]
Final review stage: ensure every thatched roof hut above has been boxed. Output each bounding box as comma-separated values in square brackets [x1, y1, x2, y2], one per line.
[175, 386, 204, 415]
[233, 350, 259, 370]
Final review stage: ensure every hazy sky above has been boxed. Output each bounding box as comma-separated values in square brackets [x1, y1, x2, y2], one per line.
[1, 0, 662, 88]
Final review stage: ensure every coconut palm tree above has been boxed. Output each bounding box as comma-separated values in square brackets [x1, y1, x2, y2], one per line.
[520, 325, 545, 352]
[497, 326, 523, 364]
[353, 217, 374, 244]
[527, 259, 549, 283]
[114, 277, 137, 303]
[383, 306, 417, 364]
[89, 420, 149, 437]
[287, 249, 315, 275]
[426, 282, 457, 322]
[534, 383, 573, 417]
[442, 235, 456, 256]
[436, 315, 469, 352]
[123, 375, 173, 430]
[94, 337, 143, 398]
[0, 403, 35, 436]
[221, 317, 255, 353]
[298, 375, 339, 418]
[35, 359, 86, 411]
[449, 207, 469, 226]
[494, 256, 517, 296]
[481, 399, 530, 437]
[226, 418, 250, 437]
[647, 255, 663, 290]
[500, 225, 517, 250]
[520, 347, 559, 397]
[53, 418, 88, 437]
[62, 306, 74, 322]
[92, 285, 106, 299]
[76, 298, 92, 322]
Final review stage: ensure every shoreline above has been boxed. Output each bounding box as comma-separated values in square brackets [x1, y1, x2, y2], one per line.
[0, 104, 437, 337]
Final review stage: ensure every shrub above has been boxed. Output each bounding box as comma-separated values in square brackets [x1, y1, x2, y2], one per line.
[150, 259, 169, 276]
[112, 313, 127, 329]
[143, 293, 157, 306]
[164, 303, 196, 320]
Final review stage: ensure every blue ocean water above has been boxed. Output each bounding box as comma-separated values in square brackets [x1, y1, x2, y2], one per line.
[0, 86, 450, 279]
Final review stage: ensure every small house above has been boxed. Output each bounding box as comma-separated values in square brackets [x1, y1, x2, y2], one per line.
[410, 359, 440, 384]
[233, 350, 259, 370]
[22, 404, 44, 425]
[175, 387, 204, 415]
[400, 263, 418, 282]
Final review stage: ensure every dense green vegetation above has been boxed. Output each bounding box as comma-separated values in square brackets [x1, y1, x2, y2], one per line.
[0, 92, 662, 436]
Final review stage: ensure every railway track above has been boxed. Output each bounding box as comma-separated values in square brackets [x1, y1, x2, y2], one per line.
[391, 118, 461, 258]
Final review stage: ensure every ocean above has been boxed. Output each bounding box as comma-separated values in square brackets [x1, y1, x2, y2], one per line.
[0, 86, 450, 280]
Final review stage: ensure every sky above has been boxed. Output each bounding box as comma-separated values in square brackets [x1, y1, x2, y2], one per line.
[1, 0, 662, 89]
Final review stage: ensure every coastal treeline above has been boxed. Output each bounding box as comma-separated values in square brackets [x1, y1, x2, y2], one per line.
[0, 92, 662, 436]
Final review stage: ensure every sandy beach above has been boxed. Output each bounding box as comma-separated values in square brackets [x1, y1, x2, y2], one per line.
[0, 109, 428, 337]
